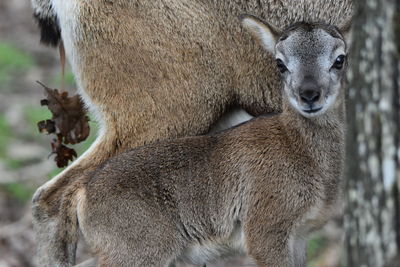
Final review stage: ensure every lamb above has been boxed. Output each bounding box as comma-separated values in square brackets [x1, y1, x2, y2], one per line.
[59, 15, 350, 266]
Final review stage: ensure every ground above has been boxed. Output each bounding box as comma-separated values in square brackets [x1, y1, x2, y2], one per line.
[0, 0, 342, 266]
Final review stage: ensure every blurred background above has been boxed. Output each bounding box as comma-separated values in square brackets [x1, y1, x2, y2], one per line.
[0, 0, 341, 266]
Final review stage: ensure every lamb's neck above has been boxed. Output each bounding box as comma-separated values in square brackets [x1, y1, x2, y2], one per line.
[279, 96, 346, 153]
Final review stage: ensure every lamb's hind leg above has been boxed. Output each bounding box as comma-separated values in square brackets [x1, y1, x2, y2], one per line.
[80, 201, 184, 267]
[32, 133, 115, 267]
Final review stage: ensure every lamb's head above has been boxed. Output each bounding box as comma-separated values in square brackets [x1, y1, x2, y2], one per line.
[241, 15, 351, 118]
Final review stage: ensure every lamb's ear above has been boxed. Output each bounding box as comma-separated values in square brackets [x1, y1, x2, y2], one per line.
[240, 14, 281, 54]
[338, 17, 352, 45]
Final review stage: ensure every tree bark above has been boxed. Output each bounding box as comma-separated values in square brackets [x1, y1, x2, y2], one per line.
[345, 0, 400, 266]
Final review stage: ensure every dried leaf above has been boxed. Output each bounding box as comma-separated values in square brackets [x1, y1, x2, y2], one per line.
[37, 119, 56, 134]
[40, 99, 49, 106]
[50, 137, 77, 168]
[37, 81, 90, 167]
[38, 81, 90, 144]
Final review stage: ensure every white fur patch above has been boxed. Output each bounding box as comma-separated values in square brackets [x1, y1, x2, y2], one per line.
[209, 108, 253, 134]
[242, 17, 277, 54]
[51, 0, 82, 77]
[31, 0, 54, 18]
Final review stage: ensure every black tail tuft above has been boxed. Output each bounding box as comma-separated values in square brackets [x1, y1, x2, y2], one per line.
[33, 13, 61, 47]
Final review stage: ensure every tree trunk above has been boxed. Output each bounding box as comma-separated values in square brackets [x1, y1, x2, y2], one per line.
[345, 0, 400, 266]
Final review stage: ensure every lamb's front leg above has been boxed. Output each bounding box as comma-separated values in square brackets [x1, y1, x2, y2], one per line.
[245, 227, 294, 267]
[243, 201, 305, 267]
[292, 236, 306, 267]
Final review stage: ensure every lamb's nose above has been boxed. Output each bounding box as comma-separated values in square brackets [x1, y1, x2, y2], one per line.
[300, 89, 320, 105]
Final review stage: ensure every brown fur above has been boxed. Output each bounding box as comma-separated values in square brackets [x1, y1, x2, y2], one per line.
[77, 87, 345, 267]
[64, 20, 348, 266]
[30, 0, 352, 265]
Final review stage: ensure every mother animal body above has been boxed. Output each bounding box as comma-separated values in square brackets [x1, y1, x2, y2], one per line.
[30, 0, 352, 266]
[69, 17, 349, 267]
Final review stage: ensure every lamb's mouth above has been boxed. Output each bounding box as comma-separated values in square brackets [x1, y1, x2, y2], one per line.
[303, 107, 322, 114]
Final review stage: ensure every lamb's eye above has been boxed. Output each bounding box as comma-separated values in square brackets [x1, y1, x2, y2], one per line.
[332, 55, 346, 69]
[276, 59, 288, 73]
